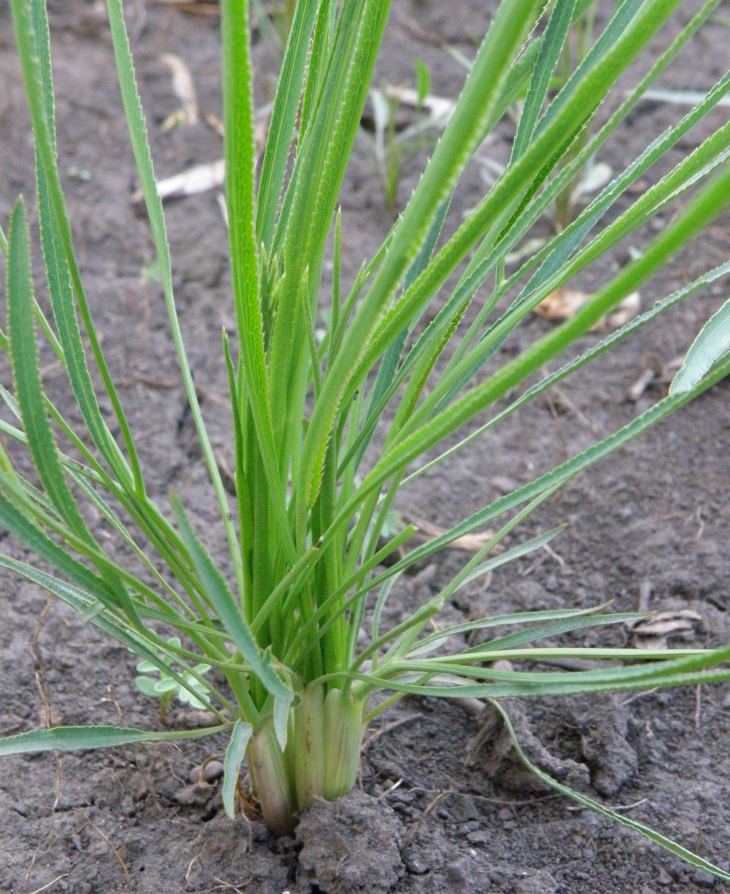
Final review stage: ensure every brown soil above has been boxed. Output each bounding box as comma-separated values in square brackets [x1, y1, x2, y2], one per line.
[1, 2, 729, 892]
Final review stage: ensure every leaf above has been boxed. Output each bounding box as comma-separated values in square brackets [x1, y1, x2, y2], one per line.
[134, 676, 160, 697]
[404, 514, 499, 554]
[512, 0, 577, 160]
[301, 0, 545, 508]
[10, 0, 146, 491]
[170, 495, 294, 709]
[629, 609, 705, 649]
[222, 720, 253, 819]
[136, 660, 159, 674]
[491, 702, 730, 883]
[105, 0, 243, 575]
[671, 295, 730, 394]
[0, 724, 228, 757]
[256, 0, 319, 246]
[414, 58, 431, 106]
[452, 526, 564, 593]
[220, 0, 293, 562]
[0, 554, 224, 717]
[273, 693, 291, 752]
[7, 201, 91, 542]
[383, 86, 454, 123]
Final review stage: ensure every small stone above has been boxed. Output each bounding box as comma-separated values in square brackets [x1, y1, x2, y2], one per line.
[514, 870, 558, 894]
[445, 857, 469, 885]
[657, 867, 673, 886]
[404, 856, 429, 875]
[694, 869, 718, 887]
[188, 760, 224, 784]
[467, 830, 490, 846]
[203, 760, 224, 782]
[173, 782, 214, 807]
[131, 776, 149, 801]
[491, 475, 519, 494]
[177, 710, 218, 728]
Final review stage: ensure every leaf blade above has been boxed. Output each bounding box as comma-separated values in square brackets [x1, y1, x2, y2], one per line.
[222, 720, 254, 819]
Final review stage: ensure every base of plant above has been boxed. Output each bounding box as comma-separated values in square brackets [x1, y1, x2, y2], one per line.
[247, 684, 365, 836]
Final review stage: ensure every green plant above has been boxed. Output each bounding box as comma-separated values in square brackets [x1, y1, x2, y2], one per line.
[455, 0, 613, 232]
[366, 58, 441, 212]
[135, 636, 213, 720]
[551, 0, 608, 230]
[2, 0, 730, 878]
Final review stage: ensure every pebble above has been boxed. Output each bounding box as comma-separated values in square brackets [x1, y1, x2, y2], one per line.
[514, 870, 558, 894]
[491, 475, 519, 494]
[173, 782, 214, 807]
[466, 830, 490, 846]
[177, 710, 218, 728]
[694, 869, 719, 887]
[404, 856, 429, 875]
[131, 776, 150, 801]
[445, 857, 469, 885]
[188, 760, 224, 784]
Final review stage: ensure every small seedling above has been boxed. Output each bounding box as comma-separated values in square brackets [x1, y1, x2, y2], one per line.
[134, 637, 212, 721]
[366, 58, 445, 212]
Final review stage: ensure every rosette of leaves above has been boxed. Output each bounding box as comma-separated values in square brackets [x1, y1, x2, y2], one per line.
[1, 0, 730, 880]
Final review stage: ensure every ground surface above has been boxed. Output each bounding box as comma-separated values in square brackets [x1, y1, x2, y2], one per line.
[1, 1, 729, 892]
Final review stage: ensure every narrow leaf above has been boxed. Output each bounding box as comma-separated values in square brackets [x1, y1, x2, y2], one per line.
[671, 295, 730, 394]
[0, 724, 228, 757]
[222, 720, 253, 819]
[492, 702, 730, 882]
[171, 496, 294, 707]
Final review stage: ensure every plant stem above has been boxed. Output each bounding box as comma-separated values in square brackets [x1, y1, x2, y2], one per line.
[246, 683, 365, 835]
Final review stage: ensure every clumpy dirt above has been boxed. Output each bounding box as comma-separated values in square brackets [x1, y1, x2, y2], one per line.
[1, 1, 730, 892]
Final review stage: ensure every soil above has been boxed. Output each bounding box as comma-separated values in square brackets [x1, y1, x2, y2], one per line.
[1, 1, 729, 893]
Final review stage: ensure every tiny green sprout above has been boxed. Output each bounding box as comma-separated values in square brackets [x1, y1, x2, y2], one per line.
[134, 637, 212, 721]
[414, 58, 431, 106]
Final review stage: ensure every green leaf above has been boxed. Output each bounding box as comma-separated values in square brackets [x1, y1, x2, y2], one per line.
[414, 58, 430, 105]
[134, 676, 160, 697]
[7, 201, 91, 542]
[257, 0, 320, 247]
[0, 724, 228, 757]
[9, 0, 145, 492]
[136, 660, 159, 674]
[0, 554, 229, 718]
[492, 702, 730, 882]
[105, 0, 244, 582]
[28, 0, 132, 491]
[671, 295, 730, 394]
[170, 495, 294, 712]
[222, 720, 253, 819]
[452, 526, 565, 593]
[301, 0, 544, 508]
[221, 0, 294, 564]
[512, 0, 577, 159]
